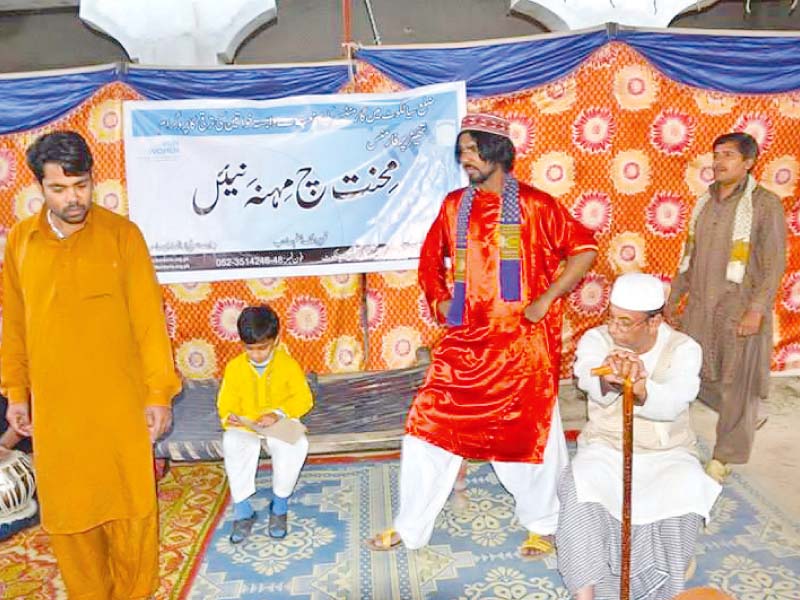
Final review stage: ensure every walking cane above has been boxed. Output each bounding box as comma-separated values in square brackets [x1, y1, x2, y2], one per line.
[591, 365, 634, 600]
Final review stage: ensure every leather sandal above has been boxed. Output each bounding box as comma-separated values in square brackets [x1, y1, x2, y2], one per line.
[230, 512, 257, 544]
[268, 502, 288, 539]
[364, 528, 402, 551]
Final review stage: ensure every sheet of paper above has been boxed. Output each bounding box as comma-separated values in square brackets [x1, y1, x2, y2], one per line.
[233, 415, 307, 444]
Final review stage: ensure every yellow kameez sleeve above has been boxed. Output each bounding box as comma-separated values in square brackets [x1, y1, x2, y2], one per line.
[216, 360, 244, 427]
[274, 352, 313, 419]
[122, 223, 182, 407]
[0, 225, 31, 405]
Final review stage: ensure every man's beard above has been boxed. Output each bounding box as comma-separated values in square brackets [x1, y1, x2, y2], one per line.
[466, 163, 498, 184]
[468, 170, 491, 184]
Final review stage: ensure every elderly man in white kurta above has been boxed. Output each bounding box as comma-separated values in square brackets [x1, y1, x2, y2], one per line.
[556, 273, 721, 600]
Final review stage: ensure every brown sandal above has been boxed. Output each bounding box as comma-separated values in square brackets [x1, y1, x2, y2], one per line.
[364, 528, 402, 551]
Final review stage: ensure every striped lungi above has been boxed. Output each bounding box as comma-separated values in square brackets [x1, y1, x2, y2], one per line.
[555, 466, 702, 600]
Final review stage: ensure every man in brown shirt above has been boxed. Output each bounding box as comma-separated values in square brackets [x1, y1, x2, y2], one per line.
[667, 132, 786, 483]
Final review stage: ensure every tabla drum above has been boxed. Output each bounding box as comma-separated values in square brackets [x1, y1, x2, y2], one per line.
[0, 450, 37, 525]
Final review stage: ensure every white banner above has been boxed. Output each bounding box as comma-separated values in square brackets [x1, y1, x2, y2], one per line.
[123, 82, 466, 283]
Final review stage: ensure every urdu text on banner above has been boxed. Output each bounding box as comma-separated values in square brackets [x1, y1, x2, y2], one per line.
[123, 82, 467, 284]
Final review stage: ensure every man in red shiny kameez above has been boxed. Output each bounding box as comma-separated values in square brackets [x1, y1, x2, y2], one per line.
[366, 114, 597, 557]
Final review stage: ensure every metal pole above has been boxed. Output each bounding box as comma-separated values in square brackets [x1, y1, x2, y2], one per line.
[360, 273, 370, 367]
[342, 0, 352, 56]
[363, 0, 382, 45]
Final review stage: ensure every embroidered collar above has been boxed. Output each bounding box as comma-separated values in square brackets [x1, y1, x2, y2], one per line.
[446, 175, 522, 326]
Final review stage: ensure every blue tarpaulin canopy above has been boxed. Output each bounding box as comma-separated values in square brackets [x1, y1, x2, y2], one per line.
[355, 29, 610, 97]
[355, 26, 800, 97]
[123, 63, 352, 101]
[1, 26, 799, 135]
[617, 28, 800, 94]
[0, 65, 118, 135]
[0, 62, 351, 135]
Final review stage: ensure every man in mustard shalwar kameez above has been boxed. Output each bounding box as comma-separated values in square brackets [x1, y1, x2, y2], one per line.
[1, 131, 181, 599]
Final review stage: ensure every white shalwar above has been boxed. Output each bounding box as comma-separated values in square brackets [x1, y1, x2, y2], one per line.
[571, 323, 721, 525]
[223, 426, 309, 502]
[394, 402, 568, 549]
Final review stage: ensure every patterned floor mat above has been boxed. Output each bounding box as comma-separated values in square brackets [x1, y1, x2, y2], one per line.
[0, 462, 227, 600]
[185, 453, 800, 599]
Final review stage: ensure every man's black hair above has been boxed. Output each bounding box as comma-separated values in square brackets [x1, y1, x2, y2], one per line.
[237, 305, 280, 344]
[713, 132, 759, 162]
[26, 131, 94, 183]
[455, 130, 515, 173]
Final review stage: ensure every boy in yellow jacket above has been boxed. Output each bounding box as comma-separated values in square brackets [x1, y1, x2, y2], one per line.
[217, 305, 313, 543]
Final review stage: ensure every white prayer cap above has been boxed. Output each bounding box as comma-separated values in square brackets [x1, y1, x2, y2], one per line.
[609, 273, 665, 312]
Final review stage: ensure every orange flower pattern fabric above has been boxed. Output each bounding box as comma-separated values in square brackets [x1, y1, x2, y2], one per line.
[1, 45, 799, 378]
